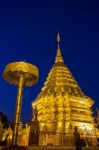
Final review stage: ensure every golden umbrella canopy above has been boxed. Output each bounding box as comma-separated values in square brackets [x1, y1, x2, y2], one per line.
[3, 61, 39, 86]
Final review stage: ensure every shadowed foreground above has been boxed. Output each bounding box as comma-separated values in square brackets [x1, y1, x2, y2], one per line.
[1, 146, 99, 150]
[28, 145, 99, 150]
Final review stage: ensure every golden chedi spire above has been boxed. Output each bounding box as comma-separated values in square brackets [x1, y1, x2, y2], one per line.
[37, 32, 85, 97]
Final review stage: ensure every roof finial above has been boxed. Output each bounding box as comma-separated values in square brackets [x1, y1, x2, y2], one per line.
[57, 32, 61, 49]
[55, 32, 64, 63]
[57, 32, 60, 42]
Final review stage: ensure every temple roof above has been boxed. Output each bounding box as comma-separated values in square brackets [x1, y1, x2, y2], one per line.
[36, 33, 87, 99]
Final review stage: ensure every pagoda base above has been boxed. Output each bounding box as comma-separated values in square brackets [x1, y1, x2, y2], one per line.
[2, 145, 27, 150]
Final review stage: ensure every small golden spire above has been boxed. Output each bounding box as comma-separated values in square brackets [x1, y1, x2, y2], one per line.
[55, 32, 64, 63]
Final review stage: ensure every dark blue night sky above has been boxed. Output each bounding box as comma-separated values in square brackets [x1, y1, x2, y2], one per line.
[0, 0, 99, 123]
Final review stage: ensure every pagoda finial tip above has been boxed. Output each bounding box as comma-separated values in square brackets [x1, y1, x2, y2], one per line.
[55, 32, 64, 63]
[57, 32, 61, 43]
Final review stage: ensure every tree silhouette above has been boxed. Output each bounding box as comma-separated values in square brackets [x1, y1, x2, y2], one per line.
[0, 112, 10, 129]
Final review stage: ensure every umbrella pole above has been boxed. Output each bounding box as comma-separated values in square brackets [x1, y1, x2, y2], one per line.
[12, 74, 24, 146]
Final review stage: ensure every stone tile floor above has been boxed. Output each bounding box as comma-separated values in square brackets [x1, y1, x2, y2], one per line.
[0, 146, 99, 150]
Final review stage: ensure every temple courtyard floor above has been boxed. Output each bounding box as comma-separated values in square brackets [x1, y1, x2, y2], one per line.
[28, 145, 99, 150]
[0, 146, 99, 150]
[1, 146, 99, 150]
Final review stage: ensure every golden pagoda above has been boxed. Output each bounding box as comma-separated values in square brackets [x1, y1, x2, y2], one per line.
[32, 33, 97, 146]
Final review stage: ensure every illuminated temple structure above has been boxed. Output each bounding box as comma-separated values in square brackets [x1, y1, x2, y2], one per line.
[1, 34, 99, 146]
[32, 33, 98, 145]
